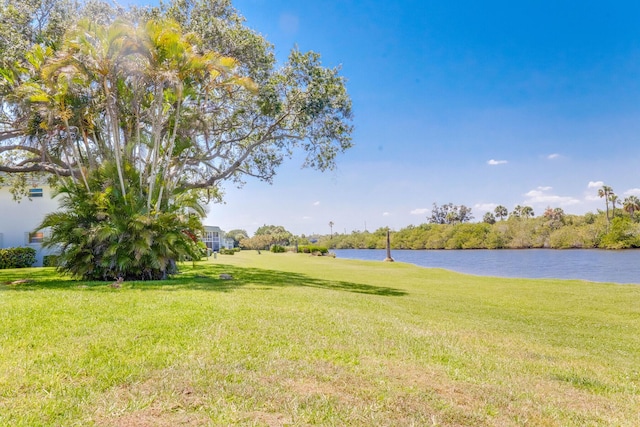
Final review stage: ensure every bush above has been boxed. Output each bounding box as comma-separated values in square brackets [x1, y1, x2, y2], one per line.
[270, 245, 286, 253]
[0, 247, 37, 269]
[40, 162, 203, 280]
[219, 248, 237, 255]
[298, 245, 328, 254]
[197, 241, 208, 258]
[43, 255, 60, 267]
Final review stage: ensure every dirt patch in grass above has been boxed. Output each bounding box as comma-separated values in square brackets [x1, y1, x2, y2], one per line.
[241, 411, 292, 427]
[96, 409, 210, 427]
[92, 372, 210, 427]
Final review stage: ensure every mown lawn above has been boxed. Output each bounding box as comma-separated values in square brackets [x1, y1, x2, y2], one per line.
[1, 251, 638, 426]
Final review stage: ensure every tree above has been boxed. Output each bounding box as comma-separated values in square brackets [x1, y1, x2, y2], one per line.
[483, 212, 496, 224]
[239, 234, 271, 252]
[521, 206, 535, 219]
[0, 0, 72, 67]
[429, 203, 473, 224]
[600, 216, 640, 249]
[0, 1, 352, 279]
[226, 229, 249, 247]
[598, 185, 614, 223]
[457, 204, 474, 223]
[429, 203, 450, 224]
[254, 225, 293, 247]
[623, 196, 640, 219]
[609, 193, 619, 218]
[543, 206, 564, 221]
[494, 205, 508, 221]
[329, 221, 334, 238]
[40, 163, 204, 280]
[511, 205, 534, 220]
[543, 206, 565, 229]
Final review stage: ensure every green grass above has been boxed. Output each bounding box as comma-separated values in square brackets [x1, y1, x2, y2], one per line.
[1, 251, 639, 426]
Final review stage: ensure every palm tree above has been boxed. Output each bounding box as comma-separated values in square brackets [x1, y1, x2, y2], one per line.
[521, 206, 535, 219]
[510, 205, 523, 219]
[483, 212, 496, 224]
[40, 163, 203, 280]
[623, 195, 640, 219]
[609, 193, 619, 218]
[494, 205, 508, 221]
[598, 185, 614, 222]
[329, 221, 334, 238]
[38, 17, 252, 214]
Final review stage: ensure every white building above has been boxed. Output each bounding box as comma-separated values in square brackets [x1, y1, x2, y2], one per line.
[0, 181, 59, 266]
[202, 225, 232, 252]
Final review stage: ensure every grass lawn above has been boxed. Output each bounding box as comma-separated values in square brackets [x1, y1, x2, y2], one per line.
[1, 251, 639, 426]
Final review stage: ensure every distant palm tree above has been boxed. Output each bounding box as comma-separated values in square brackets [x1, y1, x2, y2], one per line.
[623, 195, 640, 219]
[521, 206, 535, 219]
[494, 205, 508, 221]
[609, 194, 619, 218]
[598, 185, 614, 223]
[329, 221, 334, 238]
[483, 212, 496, 224]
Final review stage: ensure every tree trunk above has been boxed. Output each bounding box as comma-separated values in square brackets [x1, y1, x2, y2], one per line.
[384, 229, 394, 262]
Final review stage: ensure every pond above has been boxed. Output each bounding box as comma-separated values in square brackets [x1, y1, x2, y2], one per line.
[332, 249, 640, 285]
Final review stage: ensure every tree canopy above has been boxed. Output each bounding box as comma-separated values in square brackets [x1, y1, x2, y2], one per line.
[0, 0, 352, 197]
[0, 0, 353, 279]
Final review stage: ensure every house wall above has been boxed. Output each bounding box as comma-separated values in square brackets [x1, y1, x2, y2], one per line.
[202, 226, 230, 252]
[0, 185, 60, 266]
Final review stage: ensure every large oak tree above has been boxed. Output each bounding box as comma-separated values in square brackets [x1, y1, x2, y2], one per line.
[0, 0, 353, 279]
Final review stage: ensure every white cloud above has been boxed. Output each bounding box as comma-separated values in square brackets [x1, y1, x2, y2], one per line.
[313, 201, 320, 206]
[623, 188, 640, 196]
[588, 181, 604, 189]
[487, 159, 508, 165]
[547, 153, 560, 159]
[524, 189, 544, 198]
[302, 216, 312, 220]
[474, 203, 497, 212]
[382, 212, 391, 216]
[410, 208, 430, 215]
[523, 187, 580, 206]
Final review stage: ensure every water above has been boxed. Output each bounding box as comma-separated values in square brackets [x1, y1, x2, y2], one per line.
[333, 249, 640, 285]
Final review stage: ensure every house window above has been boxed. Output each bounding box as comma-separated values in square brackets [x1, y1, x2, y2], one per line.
[29, 188, 43, 198]
[28, 232, 44, 244]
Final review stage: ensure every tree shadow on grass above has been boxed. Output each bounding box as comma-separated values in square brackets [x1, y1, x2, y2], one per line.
[0, 263, 407, 297]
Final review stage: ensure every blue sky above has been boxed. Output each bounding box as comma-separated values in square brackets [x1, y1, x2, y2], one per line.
[150, 1, 640, 235]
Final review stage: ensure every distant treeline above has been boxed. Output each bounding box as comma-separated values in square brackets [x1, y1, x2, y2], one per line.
[318, 211, 640, 250]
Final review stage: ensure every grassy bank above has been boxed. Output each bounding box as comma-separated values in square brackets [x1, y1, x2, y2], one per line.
[1, 251, 638, 426]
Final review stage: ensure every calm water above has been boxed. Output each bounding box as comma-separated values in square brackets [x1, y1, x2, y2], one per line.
[333, 249, 640, 285]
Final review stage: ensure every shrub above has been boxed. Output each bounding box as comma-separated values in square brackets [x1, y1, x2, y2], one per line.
[270, 244, 286, 253]
[39, 162, 203, 280]
[43, 255, 61, 267]
[220, 248, 237, 255]
[197, 241, 208, 257]
[298, 245, 328, 254]
[0, 247, 37, 269]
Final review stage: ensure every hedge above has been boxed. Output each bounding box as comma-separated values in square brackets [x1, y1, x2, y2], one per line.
[298, 245, 328, 254]
[0, 247, 36, 269]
